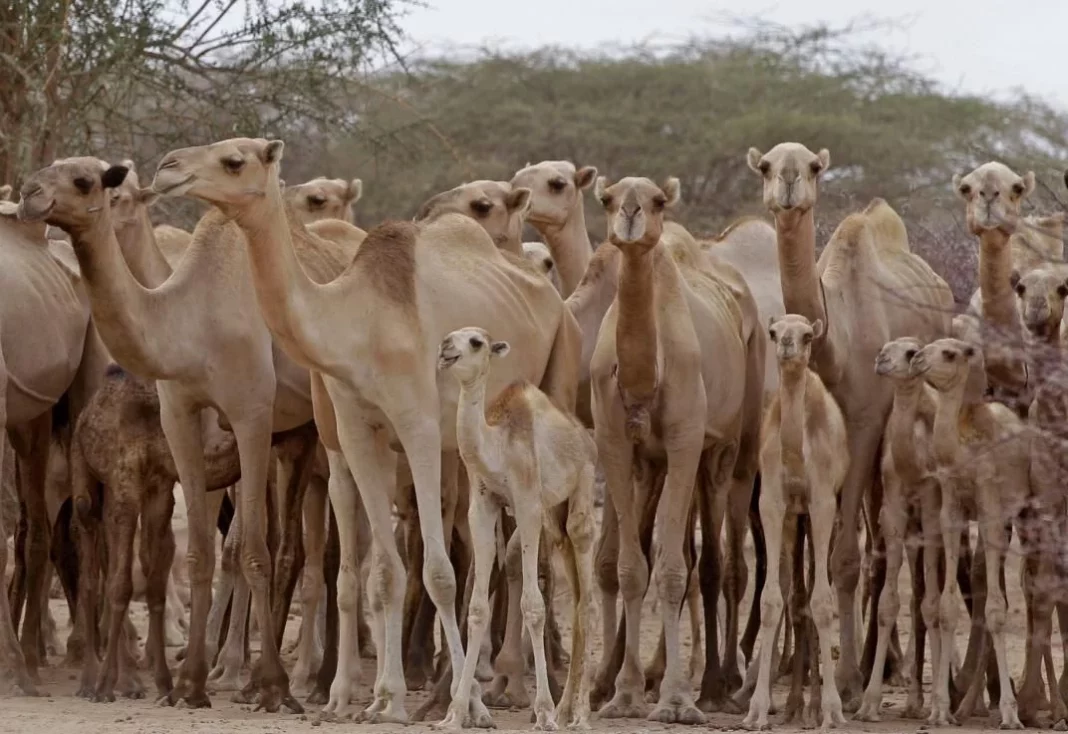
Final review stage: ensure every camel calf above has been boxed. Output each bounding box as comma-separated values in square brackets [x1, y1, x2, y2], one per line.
[743, 315, 848, 731]
[437, 326, 596, 731]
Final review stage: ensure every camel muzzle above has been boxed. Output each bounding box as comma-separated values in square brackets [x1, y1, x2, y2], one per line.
[16, 195, 53, 223]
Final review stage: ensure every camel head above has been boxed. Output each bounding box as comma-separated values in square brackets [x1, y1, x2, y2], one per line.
[747, 143, 830, 216]
[595, 175, 679, 250]
[1011, 267, 1068, 340]
[910, 338, 979, 392]
[437, 326, 511, 384]
[152, 137, 285, 216]
[768, 314, 823, 371]
[875, 337, 925, 380]
[284, 176, 362, 224]
[953, 162, 1035, 236]
[521, 241, 563, 293]
[0, 184, 11, 201]
[415, 180, 531, 252]
[92, 159, 160, 234]
[510, 160, 597, 230]
[17, 157, 130, 235]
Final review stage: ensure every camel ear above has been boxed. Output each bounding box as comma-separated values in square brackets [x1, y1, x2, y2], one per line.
[593, 176, 608, 202]
[1021, 171, 1036, 197]
[746, 148, 764, 175]
[767, 316, 778, 342]
[1058, 280, 1068, 299]
[0, 184, 10, 201]
[811, 319, 824, 339]
[120, 159, 137, 175]
[137, 187, 160, 207]
[505, 187, 532, 216]
[263, 139, 285, 164]
[953, 173, 971, 199]
[101, 165, 130, 190]
[490, 341, 510, 358]
[347, 178, 363, 203]
[963, 345, 976, 359]
[575, 166, 598, 190]
[661, 177, 681, 208]
[815, 148, 831, 173]
[0, 200, 17, 219]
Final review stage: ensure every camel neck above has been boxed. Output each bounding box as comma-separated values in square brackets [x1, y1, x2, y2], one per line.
[932, 383, 966, 466]
[455, 378, 493, 474]
[615, 246, 658, 405]
[67, 211, 173, 379]
[778, 366, 808, 487]
[775, 209, 826, 326]
[978, 229, 1018, 329]
[537, 200, 593, 297]
[888, 379, 924, 481]
[114, 209, 173, 288]
[231, 175, 326, 370]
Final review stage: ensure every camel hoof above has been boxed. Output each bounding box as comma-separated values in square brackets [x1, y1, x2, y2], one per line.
[647, 700, 706, 725]
[854, 700, 881, 723]
[161, 687, 212, 709]
[1054, 720, 1068, 732]
[484, 689, 530, 710]
[92, 690, 117, 704]
[598, 692, 648, 720]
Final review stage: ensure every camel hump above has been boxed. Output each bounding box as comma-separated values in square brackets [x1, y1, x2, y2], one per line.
[661, 221, 704, 266]
[863, 198, 910, 253]
[351, 219, 418, 308]
[709, 215, 768, 243]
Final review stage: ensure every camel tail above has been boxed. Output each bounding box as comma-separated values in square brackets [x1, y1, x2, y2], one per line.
[624, 404, 652, 444]
[863, 198, 911, 253]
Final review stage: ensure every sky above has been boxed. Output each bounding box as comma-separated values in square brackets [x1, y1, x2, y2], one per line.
[396, 0, 1068, 109]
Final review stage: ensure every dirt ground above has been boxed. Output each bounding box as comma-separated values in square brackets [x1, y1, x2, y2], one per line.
[0, 495, 1052, 734]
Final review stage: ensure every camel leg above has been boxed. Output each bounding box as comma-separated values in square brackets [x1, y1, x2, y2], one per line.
[513, 492, 557, 730]
[647, 445, 706, 725]
[856, 476, 906, 721]
[186, 486, 228, 666]
[931, 488, 963, 727]
[160, 394, 214, 709]
[808, 499, 846, 728]
[485, 528, 529, 708]
[71, 438, 101, 699]
[740, 475, 764, 665]
[308, 502, 339, 706]
[438, 480, 497, 730]
[721, 466, 753, 699]
[913, 484, 944, 721]
[93, 488, 144, 702]
[140, 486, 176, 698]
[781, 517, 808, 724]
[903, 521, 925, 718]
[270, 432, 316, 650]
[831, 422, 882, 711]
[1058, 603, 1068, 704]
[13, 413, 52, 682]
[292, 474, 327, 694]
[742, 473, 788, 731]
[210, 490, 250, 692]
[590, 489, 619, 707]
[687, 566, 704, 681]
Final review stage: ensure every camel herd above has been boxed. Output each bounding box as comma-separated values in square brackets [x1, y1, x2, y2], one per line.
[1, 137, 1068, 732]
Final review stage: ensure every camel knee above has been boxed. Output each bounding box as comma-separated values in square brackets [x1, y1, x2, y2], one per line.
[337, 566, 361, 614]
[939, 591, 958, 632]
[468, 596, 491, 632]
[617, 554, 649, 601]
[811, 584, 835, 630]
[239, 539, 272, 590]
[760, 585, 784, 631]
[877, 584, 900, 628]
[422, 546, 457, 604]
[921, 591, 940, 632]
[654, 555, 688, 607]
[985, 593, 1007, 634]
[567, 513, 595, 555]
[520, 585, 546, 633]
[831, 537, 861, 593]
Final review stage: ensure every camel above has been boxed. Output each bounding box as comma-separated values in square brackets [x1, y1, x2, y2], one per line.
[589, 173, 764, 724]
[856, 337, 943, 721]
[283, 177, 362, 224]
[1012, 266, 1068, 349]
[522, 242, 563, 294]
[743, 314, 848, 731]
[747, 143, 954, 707]
[150, 136, 582, 723]
[69, 364, 241, 701]
[912, 337, 1032, 729]
[0, 198, 91, 694]
[954, 163, 1037, 407]
[415, 180, 531, 254]
[18, 157, 365, 712]
[436, 326, 596, 730]
[510, 161, 598, 298]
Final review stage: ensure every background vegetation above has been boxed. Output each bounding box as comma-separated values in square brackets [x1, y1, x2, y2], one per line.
[4, 4, 1068, 302]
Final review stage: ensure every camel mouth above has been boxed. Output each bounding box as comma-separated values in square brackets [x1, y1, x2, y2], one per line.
[17, 198, 54, 223]
[151, 173, 195, 197]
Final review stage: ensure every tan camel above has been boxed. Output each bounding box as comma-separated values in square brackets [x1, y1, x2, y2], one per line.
[857, 337, 942, 721]
[0, 199, 91, 694]
[415, 180, 531, 254]
[590, 174, 764, 723]
[747, 143, 954, 706]
[954, 162, 1036, 404]
[1012, 266, 1068, 348]
[511, 161, 598, 297]
[436, 326, 596, 730]
[18, 158, 364, 712]
[522, 242, 563, 294]
[70, 364, 241, 700]
[912, 337, 1031, 729]
[743, 314, 848, 730]
[283, 177, 362, 224]
[967, 213, 1066, 315]
[150, 136, 582, 723]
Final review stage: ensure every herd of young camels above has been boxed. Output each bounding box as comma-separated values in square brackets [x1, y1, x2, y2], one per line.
[1, 136, 1068, 732]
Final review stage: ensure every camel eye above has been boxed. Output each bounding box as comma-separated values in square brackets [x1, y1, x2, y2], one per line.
[1058, 285, 1068, 299]
[548, 177, 567, 192]
[958, 183, 972, 197]
[471, 199, 493, 216]
[809, 160, 823, 175]
[1012, 182, 1025, 196]
[1015, 283, 1026, 296]
[652, 195, 667, 210]
[758, 160, 771, 175]
[942, 350, 956, 362]
[801, 332, 813, 344]
[73, 177, 93, 194]
[308, 194, 326, 208]
[543, 259, 553, 271]
[768, 329, 777, 342]
[469, 336, 484, 350]
[223, 156, 244, 173]
[905, 349, 917, 361]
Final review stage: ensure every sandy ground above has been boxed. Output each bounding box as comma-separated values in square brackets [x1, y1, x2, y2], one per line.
[0, 490, 1053, 734]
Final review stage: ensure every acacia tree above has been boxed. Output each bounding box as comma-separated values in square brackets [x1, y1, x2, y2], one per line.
[0, 0, 404, 183]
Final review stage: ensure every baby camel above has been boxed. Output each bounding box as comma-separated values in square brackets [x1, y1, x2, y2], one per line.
[437, 327, 596, 731]
[857, 338, 941, 721]
[744, 315, 848, 731]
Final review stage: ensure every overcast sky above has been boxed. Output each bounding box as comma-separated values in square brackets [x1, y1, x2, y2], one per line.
[397, 0, 1067, 109]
